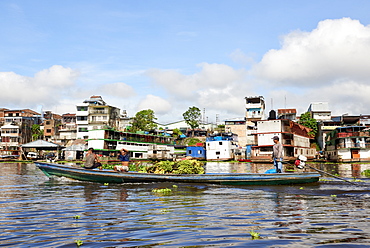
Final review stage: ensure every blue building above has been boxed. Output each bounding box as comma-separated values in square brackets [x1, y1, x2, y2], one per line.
[186, 146, 206, 160]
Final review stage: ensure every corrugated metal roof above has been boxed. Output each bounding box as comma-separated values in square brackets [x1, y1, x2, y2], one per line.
[21, 140, 63, 148]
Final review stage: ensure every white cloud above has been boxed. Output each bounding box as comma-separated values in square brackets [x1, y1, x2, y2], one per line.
[0, 65, 79, 110]
[98, 82, 136, 98]
[253, 18, 370, 86]
[146, 63, 249, 117]
[137, 94, 172, 115]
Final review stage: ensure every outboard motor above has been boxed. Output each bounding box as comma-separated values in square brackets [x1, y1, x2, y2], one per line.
[294, 155, 307, 169]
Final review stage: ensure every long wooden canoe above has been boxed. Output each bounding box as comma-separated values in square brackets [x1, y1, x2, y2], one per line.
[35, 162, 321, 186]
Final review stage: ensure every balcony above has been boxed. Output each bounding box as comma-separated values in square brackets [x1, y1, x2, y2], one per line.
[89, 110, 108, 114]
[336, 131, 370, 138]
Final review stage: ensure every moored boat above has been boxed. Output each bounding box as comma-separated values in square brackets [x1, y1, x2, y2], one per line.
[35, 162, 320, 186]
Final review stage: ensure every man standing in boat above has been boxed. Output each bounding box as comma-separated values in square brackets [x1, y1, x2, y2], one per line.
[271, 136, 283, 173]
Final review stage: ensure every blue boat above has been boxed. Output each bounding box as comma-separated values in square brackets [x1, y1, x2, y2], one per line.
[35, 162, 321, 186]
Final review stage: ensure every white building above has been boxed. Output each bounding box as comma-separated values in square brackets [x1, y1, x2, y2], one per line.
[308, 102, 331, 122]
[206, 134, 239, 161]
[157, 120, 217, 134]
[244, 96, 266, 145]
[0, 123, 20, 150]
[76, 96, 121, 139]
[251, 119, 316, 161]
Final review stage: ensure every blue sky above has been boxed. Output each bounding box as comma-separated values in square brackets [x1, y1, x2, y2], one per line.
[2, 1, 370, 123]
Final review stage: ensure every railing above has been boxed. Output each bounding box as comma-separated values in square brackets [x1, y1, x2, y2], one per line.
[336, 131, 370, 138]
[89, 110, 107, 114]
[336, 142, 370, 149]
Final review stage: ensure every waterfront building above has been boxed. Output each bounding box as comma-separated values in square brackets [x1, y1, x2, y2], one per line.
[157, 120, 216, 135]
[206, 133, 239, 161]
[186, 145, 206, 160]
[0, 109, 41, 150]
[225, 117, 247, 147]
[325, 126, 370, 162]
[43, 111, 62, 142]
[76, 96, 121, 139]
[251, 119, 316, 162]
[277, 109, 297, 120]
[58, 113, 77, 145]
[76, 102, 89, 139]
[245, 96, 265, 145]
[87, 128, 174, 160]
[308, 102, 331, 121]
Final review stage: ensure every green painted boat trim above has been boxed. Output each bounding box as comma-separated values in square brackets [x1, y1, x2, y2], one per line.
[35, 162, 321, 185]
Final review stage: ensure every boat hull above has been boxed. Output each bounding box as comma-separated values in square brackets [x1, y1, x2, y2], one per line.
[35, 162, 320, 186]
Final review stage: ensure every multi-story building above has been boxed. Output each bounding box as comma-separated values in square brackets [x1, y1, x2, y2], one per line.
[244, 96, 266, 145]
[0, 108, 8, 126]
[76, 102, 89, 139]
[251, 119, 316, 162]
[58, 113, 77, 145]
[43, 111, 62, 142]
[225, 117, 247, 147]
[325, 126, 370, 162]
[308, 102, 331, 122]
[118, 110, 132, 131]
[0, 109, 41, 149]
[76, 96, 121, 139]
[278, 109, 297, 120]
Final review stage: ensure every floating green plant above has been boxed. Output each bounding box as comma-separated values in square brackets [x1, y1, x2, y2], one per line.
[331, 195, 337, 197]
[75, 239, 83, 246]
[249, 230, 261, 240]
[172, 185, 178, 188]
[73, 215, 80, 219]
[104, 183, 109, 186]
[299, 187, 304, 189]
[152, 188, 172, 193]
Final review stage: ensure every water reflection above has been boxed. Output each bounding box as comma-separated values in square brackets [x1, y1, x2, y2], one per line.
[1, 162, 370, 247]
[206, 161, 370, 180]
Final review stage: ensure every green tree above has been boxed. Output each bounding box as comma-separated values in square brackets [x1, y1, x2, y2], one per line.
[298, 112, 318, 138]
[31, 124, 43, 141]
[183, 106, 201, 136]
[172, 128, 183, 139]
[131, 109, 157, 132]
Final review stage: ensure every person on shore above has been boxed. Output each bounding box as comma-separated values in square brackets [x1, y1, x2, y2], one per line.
[271, 136, 283, 173]
[114, 148, 130, 172]
[84, 148, 102, 170]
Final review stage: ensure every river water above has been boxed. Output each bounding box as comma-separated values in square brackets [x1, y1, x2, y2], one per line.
[1, 162, 370, 247]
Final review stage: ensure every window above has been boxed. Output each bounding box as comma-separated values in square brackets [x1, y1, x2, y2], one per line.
[78, 128, 88, 132]
[77, 106, 86, 111]
[77, 116, 87, 121]
[45, 121, 50, 125]
[46, 129, 52, 133]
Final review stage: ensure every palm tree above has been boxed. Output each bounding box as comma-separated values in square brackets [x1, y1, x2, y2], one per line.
[31, 124, 43, 141]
